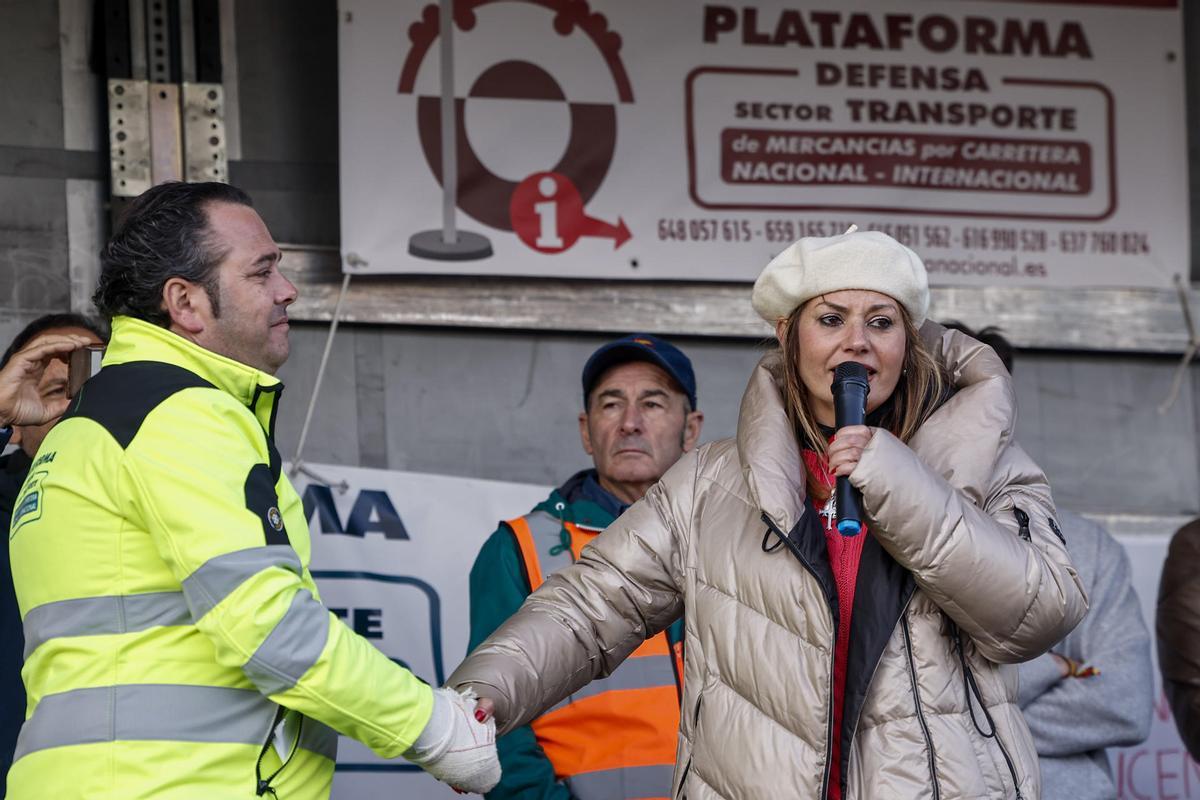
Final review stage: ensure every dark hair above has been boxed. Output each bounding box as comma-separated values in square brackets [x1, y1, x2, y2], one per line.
[940, 321, 1014, 373]
[93, 181, 254, 326]
[1, 313, 109, 368]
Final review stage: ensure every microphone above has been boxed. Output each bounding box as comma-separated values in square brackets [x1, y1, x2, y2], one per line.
[831, 361, 870, 536]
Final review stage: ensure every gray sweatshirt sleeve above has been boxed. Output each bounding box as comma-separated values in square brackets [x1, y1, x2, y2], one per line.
[1017, 516, 1153, 756]
[1018, 652, 1065, 708]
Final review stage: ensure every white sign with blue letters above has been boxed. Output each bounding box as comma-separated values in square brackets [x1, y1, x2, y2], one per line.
[292, 461, 549, 799]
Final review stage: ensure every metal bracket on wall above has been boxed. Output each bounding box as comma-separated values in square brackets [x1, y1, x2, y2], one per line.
[148, 83, 183, 183]
[104, 0, 226, 197]
[145, 0, 174, 83]
[182, 83, 227, 183]
[108, 79, 151, 197]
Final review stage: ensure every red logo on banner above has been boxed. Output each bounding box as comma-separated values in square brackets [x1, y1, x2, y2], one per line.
[399, 0, 635, 250]
[510, 172, 630, 253]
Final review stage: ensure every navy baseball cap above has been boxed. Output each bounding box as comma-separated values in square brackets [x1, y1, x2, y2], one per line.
[581, 334, 697, 410]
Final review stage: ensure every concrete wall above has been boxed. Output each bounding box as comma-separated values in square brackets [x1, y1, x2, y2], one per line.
[0, 1, 73, 343]
[2, 1, 1198, 526]
[274, 323, 1200, 520]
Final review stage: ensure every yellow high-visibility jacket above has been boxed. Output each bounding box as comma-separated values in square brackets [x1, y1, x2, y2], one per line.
[7, 316, 433, 800]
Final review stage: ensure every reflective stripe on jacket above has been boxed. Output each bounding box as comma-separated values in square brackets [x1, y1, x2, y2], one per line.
[507, 510, 682, 800]
[8, 316, 433, 800]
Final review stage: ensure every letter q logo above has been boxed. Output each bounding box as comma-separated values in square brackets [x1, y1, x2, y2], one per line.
[399, 0, 634, 253]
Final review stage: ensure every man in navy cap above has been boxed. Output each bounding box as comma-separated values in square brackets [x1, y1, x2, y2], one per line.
[466, 334, 702, 800]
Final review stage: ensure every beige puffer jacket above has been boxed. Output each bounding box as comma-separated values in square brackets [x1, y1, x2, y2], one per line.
[451, 325, 1087, 799]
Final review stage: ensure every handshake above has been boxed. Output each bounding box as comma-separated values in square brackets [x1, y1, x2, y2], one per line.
[404, 687, 502, 795]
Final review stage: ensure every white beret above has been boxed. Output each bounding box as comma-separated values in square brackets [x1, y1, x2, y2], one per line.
[751, 226, 930, 326]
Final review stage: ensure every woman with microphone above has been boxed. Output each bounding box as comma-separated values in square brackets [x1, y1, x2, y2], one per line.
[452, 228, 1086, 799]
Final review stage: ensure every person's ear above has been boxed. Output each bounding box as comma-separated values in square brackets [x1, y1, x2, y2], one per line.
[578, 410, 594, 456]
[162, 277, 213, 335]
[682, 410, 704, 453]
[774, 318, 788, 347]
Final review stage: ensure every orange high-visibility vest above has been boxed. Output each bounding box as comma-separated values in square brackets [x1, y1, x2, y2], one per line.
[507, 511, 683, 800]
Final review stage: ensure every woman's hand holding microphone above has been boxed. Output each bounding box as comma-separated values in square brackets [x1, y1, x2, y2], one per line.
[827, 425, 875, 477]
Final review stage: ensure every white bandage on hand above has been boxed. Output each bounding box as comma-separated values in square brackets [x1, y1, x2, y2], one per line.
[404, 687, 500, 794]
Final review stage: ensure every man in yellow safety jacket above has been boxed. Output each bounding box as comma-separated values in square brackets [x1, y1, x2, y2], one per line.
[7, 182, 499, 799]
[467, 334, 704, 800]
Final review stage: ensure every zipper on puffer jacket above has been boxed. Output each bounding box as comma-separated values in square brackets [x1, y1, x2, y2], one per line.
[1012, 507, 1031, 542]
[761, 511, 835, 800]
[842, 594, 915, 798]
[949, 623, 1023, 800]
[902, 611, 941, 800]
[676, 695, 703, 799]
[676, 757, 691, 800]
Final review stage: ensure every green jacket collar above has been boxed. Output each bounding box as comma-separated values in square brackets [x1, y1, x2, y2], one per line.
[531, 489, 615, 531]
[103, 316, 283, 435]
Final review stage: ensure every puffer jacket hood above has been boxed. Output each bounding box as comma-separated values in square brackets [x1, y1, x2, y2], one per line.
[452, 323, 1087, 799]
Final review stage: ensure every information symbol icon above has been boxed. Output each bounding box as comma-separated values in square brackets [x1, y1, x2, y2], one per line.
[510, 171, 585, 254]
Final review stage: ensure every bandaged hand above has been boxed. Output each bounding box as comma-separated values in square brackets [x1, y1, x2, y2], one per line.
[404, 687, 500, 794]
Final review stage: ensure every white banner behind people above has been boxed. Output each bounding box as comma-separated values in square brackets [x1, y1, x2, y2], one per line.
[338, 0, 1186, 286]
[292, 462, 549, 799]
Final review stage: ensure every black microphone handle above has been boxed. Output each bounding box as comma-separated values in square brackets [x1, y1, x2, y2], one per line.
[831, 364, 869, 537]
[835, 475, 863, 536]
[833, 383, 867, 428]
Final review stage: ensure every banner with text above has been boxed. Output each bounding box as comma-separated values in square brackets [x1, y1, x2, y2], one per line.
[338, 0, 1186, 286]
[294, 462, 549, 799]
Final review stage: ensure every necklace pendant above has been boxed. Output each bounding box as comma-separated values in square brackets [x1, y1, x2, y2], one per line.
[819, 495, 837, 532]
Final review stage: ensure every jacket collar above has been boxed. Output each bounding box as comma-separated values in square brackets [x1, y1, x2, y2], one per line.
[736, 350, 805, 533]
[102, 316, 284, 436]
[911, 323, 1017, 506]
[736, 321, 1016, 529]
[531, 470, 617, 531]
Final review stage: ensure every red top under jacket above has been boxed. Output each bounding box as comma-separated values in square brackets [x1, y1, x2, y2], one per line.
[802, 447, 867, 800]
